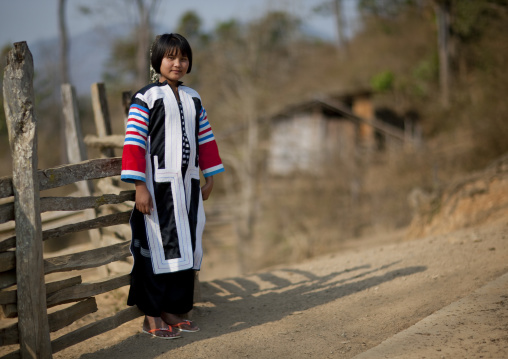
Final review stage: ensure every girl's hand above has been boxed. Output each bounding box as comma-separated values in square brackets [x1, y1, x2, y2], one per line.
[201, 176, 214, 201]
[135, 180, 153, 214]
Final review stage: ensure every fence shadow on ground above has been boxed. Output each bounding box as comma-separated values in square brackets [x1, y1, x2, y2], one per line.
[80, 261, 427, 359]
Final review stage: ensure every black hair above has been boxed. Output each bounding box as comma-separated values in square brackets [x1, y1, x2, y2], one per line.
[151, 33, 193, 75]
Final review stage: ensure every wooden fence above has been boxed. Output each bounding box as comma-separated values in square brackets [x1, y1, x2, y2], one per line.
[0, 42, 144, 359]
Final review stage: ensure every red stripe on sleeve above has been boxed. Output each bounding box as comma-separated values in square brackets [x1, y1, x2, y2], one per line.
[198, 140, 223, 171]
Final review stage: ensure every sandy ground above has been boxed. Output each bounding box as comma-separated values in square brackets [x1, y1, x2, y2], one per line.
[37, 217, 508, 359]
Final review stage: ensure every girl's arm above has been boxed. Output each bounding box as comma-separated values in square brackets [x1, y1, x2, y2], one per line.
[201, 176, 214, 201]
[121, 100, 150, 183]
[121, 97, 152, 212]
[197, 107, 225, 179]
[135, 180, 153, 214]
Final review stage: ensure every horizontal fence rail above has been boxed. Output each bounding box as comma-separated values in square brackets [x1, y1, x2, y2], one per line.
[0, 158, 123, 200]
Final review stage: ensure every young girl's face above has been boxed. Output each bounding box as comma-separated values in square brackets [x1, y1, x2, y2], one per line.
[159, 49, 190, 85]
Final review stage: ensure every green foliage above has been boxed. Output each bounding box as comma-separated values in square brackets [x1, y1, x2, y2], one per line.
[370, 70, 394, 92]
[175, 11, 210, 50]
[215, 20, 242, 42]
[251, 11, 301, 47]
[103, 35, 138, 87]
[410, 53, 439, 96]
[176, 11, 202, 40]
[451, 0, 492, 42]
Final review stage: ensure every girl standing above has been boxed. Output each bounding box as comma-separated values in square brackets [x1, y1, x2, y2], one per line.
[121, 33, 224, 339]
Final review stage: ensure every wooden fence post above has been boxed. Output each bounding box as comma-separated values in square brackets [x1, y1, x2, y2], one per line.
[122, 91, 132, 129]
[3, 42, 52, 358]
[90, 83, 114, 158]
[61, 84, 103, 251]
[61, 84, 93, 195]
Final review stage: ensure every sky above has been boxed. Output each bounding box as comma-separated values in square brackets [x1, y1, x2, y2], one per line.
[0, 0, 359, 48]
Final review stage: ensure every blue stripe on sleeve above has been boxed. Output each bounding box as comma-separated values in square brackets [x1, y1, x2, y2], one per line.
[125, 137, 146, 145]
[127, 123, 148, 134]
[131, 104, 149, 113]
[203, 167, 225, 177]
[199, 133, 214, 142]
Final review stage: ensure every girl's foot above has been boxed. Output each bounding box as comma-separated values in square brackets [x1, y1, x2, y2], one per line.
[161, 312, 200, 332]
[142, 315, 181, 339]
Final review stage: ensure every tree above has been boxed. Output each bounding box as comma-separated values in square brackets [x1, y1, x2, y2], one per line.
[176, 11, 204, 42]
[201, 12, 304, 273]
[134, 0, 160, 89]
[88, 0, 161, 88]
[58, 0, 70, 84]
[315, 0, 349, 53]
[434, 0, 451, 107]
[58, 0, 71, 163]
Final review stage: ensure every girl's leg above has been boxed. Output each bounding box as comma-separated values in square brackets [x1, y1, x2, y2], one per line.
[161, 312, 200, 332]
[143, 315, 181, 338]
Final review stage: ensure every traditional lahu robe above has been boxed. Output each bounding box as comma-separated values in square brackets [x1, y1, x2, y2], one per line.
[121, 81, 224, 275]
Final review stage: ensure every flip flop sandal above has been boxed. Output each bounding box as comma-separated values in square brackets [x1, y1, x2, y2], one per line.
[171, 320, 200, 332]
[142, 326, 181, 339]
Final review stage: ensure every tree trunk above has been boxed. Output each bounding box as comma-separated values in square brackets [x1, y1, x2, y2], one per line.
[333, 0, 348, 56]
[58, 0, 70, 164]
[435, 0, 451, 107]
[58, 0, 70, 84]
[135, 0, 152, 88]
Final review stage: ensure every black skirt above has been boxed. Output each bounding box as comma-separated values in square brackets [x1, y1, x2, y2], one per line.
[127, 206, 195, 317]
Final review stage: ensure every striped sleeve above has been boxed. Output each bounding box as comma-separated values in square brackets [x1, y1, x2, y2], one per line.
[121, 97, 150, 183]
[198, 107, 225, 177]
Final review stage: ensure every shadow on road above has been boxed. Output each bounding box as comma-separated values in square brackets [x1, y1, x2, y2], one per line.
[81, 261, 426, 358]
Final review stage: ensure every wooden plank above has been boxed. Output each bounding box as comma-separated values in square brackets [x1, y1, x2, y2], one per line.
[46, 273, 131, 307]
[0, 237, 15, 254]
[0, 211, 130, 253]
[51, 306, 143, 354]
[91, 83, 115, 157]
[42, 211, 131, 241]
[0, 202, 14, 225]
[0, 276, 82, 306]
[1, 210, 85, 235]
[0, 270, 16, 290]
[0, 298, 97, 347]
[44, 242, 131, 275]
[0, 235, 130, 275]
[40, 191, 134, 213]
[1, 191, 134, 225]
[3, 41, 52, 358]
[46, 276, 83, 295]
[0, 251, 15, 272]
[0, 319, 18, 347]
[0, 177, 13, 200]
[1, 304, 16, 319]
[48, 298, 98, 333]
[0, 287, 17, 305]
[84, 134, 125, 149]
[0, 349, 19, 359]
[0, 158, 122, 199]
[38, 158, 122, 192]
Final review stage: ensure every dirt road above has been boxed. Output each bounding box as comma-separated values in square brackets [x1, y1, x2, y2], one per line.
[48, 217, 508, 359]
